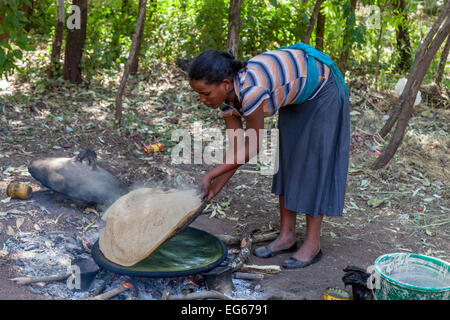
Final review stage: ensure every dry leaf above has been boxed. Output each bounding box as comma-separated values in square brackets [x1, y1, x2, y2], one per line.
[6, 226, 15, 236]
[16, 217, 25, 229]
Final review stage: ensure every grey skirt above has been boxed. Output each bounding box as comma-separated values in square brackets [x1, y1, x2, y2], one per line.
[271, 74, 350, 218]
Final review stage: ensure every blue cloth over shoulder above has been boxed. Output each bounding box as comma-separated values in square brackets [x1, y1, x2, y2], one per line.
[278, 42, 349, 105]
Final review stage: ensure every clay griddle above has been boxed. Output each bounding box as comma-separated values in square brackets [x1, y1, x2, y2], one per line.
[91, 227, 227, 277]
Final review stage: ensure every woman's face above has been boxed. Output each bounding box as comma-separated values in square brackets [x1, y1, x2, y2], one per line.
[189, 79, 231, 109]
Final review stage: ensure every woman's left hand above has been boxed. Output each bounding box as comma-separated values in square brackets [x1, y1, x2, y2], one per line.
[200, 168, 237, 201]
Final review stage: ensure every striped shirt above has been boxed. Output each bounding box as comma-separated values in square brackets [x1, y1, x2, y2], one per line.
[220, 48, 330, 118]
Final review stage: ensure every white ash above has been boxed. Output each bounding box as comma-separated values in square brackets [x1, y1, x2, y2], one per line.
[4, 230, 264, 300]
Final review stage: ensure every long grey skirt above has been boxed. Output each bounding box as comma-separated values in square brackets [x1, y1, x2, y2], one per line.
[271, 74, 350, 218]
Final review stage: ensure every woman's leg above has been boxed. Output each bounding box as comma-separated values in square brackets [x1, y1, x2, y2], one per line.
[266, 195, 297, 251]
[292, 214, 323, 261]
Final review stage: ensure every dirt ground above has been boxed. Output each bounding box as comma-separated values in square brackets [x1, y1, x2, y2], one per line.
[0, 62, 449, 300]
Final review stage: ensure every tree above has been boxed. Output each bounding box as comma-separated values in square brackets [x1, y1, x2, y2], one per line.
[115, 0, 147, 124]
[315, 4, 325, 51]
[338, 0, 358, 77]
[0, 0, 33, 77]
[435, 34, 449, 86]
[372, 2, 450, 169]
[227, 0, 242, 58]
[130, 0, 156, 75]
[63, 0, 88, 84]
[375, 1, 384, 90]
[393, 0, 411, 72]
[48, 0, 65, 78]
[303, 0, 324, 45]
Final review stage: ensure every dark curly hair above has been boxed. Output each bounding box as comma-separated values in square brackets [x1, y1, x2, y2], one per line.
[188, 50, 247, 84]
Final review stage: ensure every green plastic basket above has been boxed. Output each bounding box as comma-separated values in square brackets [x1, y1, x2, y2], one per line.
[374, 253, 450, 300]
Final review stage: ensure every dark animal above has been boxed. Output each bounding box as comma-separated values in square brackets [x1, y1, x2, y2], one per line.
[28, 149, 129, 206]
[175, 57, 192, 72]
[342, 265, 374, 300]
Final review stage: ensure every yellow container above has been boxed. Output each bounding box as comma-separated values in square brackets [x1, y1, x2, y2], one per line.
[6, 182, 32, 199]
[323, 287, 350, 300]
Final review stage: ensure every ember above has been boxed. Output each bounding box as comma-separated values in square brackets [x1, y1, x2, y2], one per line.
[4, 228, 265, 300]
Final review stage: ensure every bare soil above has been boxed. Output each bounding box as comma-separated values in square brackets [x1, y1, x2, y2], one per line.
[0, 63, 448, 300]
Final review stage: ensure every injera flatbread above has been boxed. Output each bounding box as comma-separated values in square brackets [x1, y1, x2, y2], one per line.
[99, 188, 202, 266]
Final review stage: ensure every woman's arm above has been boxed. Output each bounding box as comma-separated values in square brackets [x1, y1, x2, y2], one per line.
[201, 105, 265, 199]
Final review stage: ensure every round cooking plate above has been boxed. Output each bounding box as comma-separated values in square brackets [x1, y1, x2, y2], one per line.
[92, 227, 227, 277]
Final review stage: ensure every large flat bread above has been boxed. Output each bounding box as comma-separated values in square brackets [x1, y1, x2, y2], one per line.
[99, 188, 202, 266]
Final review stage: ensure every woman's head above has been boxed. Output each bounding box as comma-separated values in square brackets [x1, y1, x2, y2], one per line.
[188, 50, 247, 109]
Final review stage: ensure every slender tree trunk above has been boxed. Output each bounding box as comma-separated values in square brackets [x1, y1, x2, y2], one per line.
[227, 0, 242, 58]
[379, 2, 450, 138]
[435, 34, 450, 86]
[375, 13, 383, 90]
[20, 0, 33, 32]
[130, 0, 152, 75]
[48, 0, 65, 78]
[0, 10, 8, 43]
[64, 0, 88, 84]
[373, 5, 450, 169]
[338, 0, 357, 78]
[393, 0, 411, 72]
[315, 5, 325, 51]
[303, 0, 324, 45]
[115, 0, 147, 124]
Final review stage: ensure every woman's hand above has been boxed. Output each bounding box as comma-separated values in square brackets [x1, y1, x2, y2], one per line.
[200, 168, 237, 201]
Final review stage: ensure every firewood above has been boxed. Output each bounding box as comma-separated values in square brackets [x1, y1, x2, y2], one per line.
[216, 231, 278, 246]
[10, 273, 70, 285]
[168, 290, 235, 300]
[230, 234, 252, 272]
[89, 286, 129, 300]
[233, 272, 264, 281]
[240, 264, 281, 274]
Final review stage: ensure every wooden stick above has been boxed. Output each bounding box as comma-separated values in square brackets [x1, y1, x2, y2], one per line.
[168, 290, 235, 300]
[230, 234, 252, 272]
[10, 273, 70, 285]
[233, 272, 264, 281]
[240, 264, 281, 274]
[89, 286, 129, 300]
[89, 272, 111, 297]
[217, 231, 279, 246]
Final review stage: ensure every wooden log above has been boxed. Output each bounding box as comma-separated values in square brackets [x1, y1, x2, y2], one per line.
[233, 272, 264, 281]
[230, 234, 252, 272]
[10, 273, 70, 285]
[217, 231, 279, 246]
[240, 264, 281, 274]
[89, 286, 129, 300]
[168, 290, 235, 300]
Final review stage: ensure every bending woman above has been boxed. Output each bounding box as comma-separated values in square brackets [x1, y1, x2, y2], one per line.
[188, 43, 350, 269]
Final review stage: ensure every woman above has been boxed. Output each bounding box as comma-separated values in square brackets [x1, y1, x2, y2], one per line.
[188, 43, 350, 269]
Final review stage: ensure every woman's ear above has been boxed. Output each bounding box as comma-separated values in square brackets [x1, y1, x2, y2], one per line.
[222, 79, 233, 93]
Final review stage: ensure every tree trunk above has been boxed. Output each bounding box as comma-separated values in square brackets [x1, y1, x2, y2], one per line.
[378, 1, 450, 139]
[315, 5, 325, 51]
[227, 0, 242, 58]
[64, 0, 88, 84]
[393, 0, 411, 72]
[375, 9, 383, 90]
[0, 7, 9, 42]
[48, 0, 65, 78]
[130, 0, 151, 75]
[372, 5, 450, 170]
[20, 0, 33, 32]
[303, 0, 324, 45]
[435, 34, 450, 86]
[338, 0, 357, 78]
[115, 0, 147, 124]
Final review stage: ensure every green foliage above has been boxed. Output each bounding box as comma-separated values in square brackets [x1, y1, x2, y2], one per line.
[0, 0, 34, 77]
[0, 0, 446, 88]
